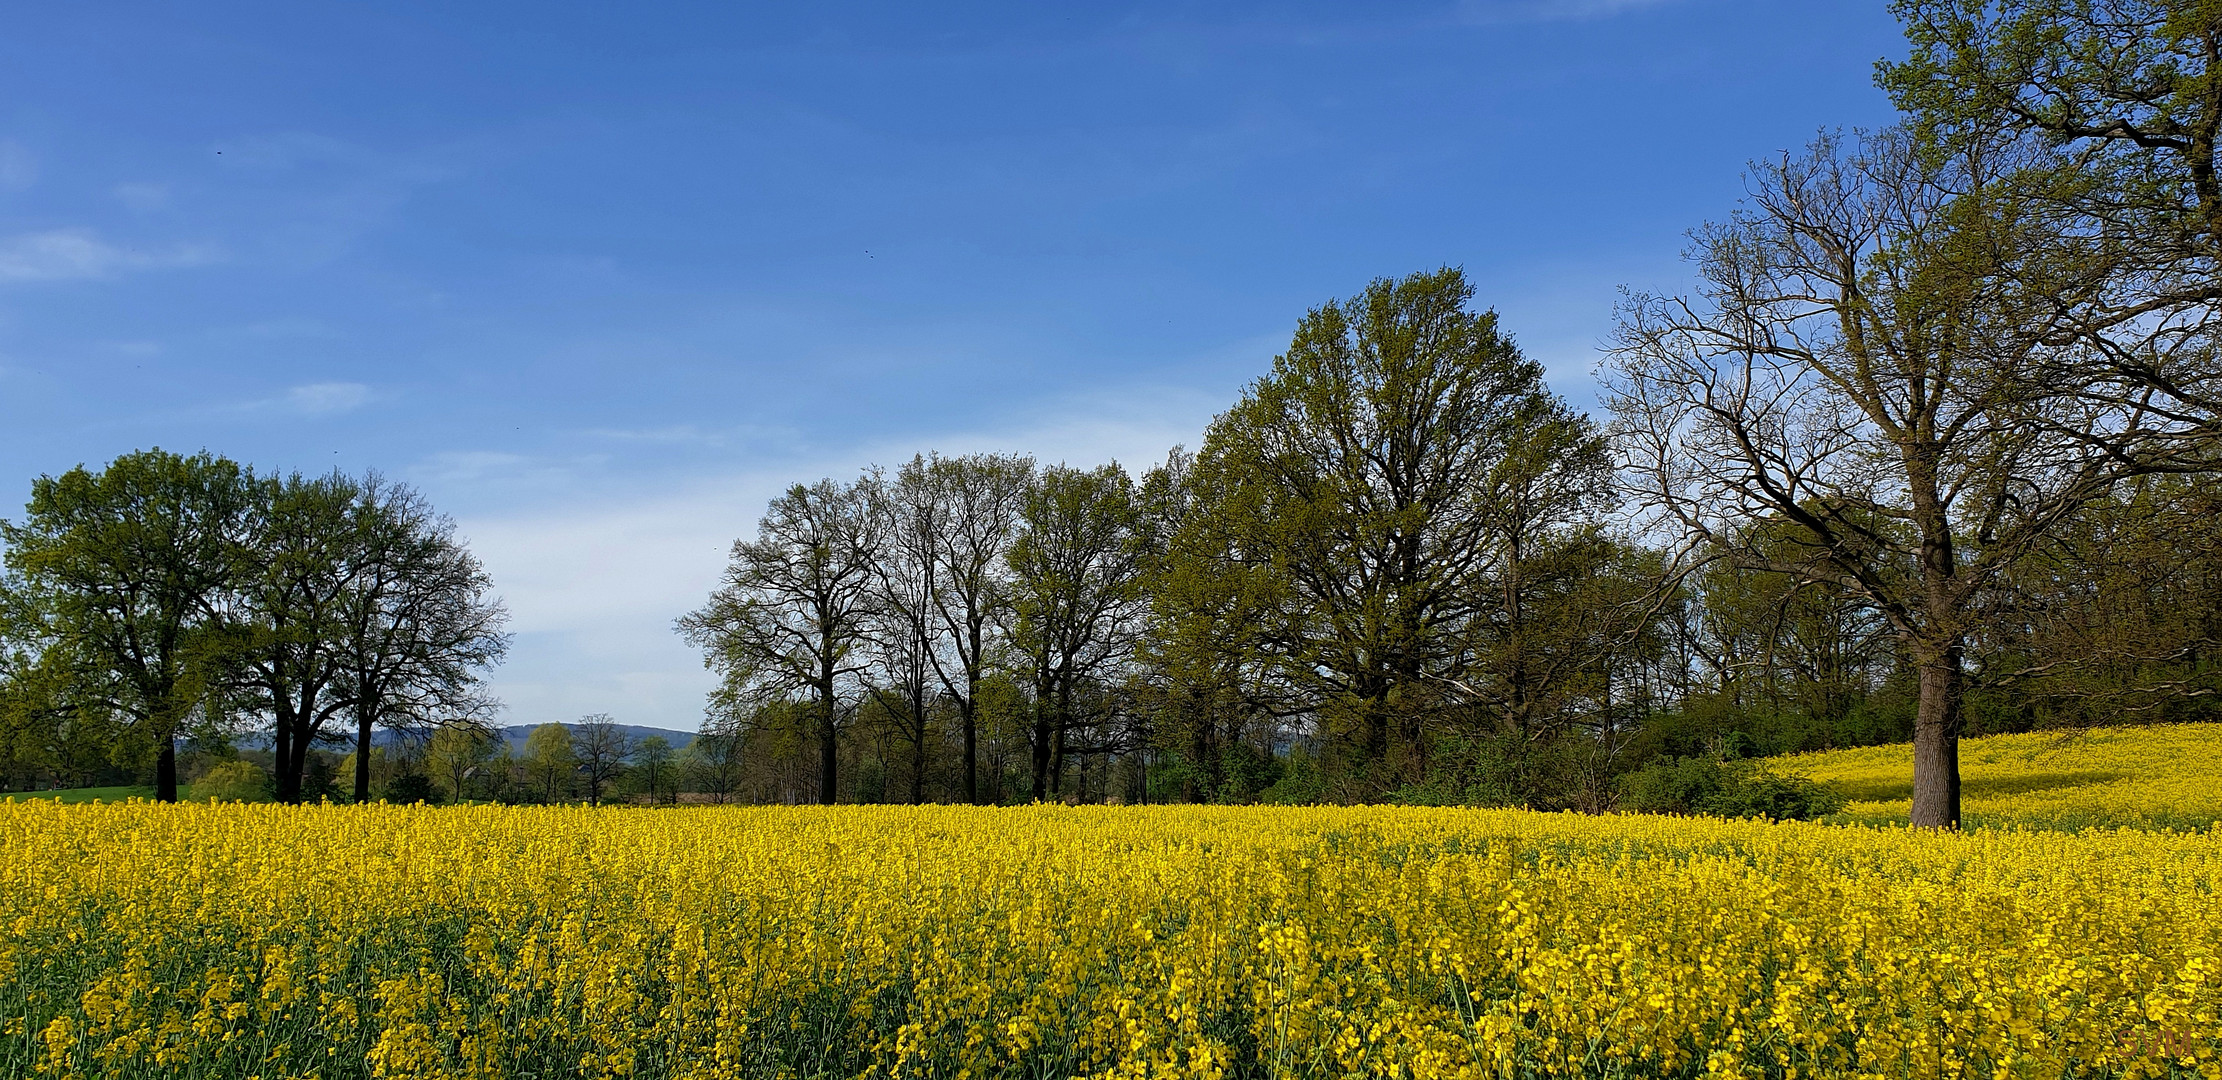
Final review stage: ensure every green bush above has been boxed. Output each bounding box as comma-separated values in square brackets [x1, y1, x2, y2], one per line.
[384, 773, 439, 804]
[1619, 756, 1845, 821]
[189, 760, 270, 803]
[1258, 747, 1327, 805]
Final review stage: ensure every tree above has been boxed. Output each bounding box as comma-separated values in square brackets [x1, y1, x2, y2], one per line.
[861, 465, 942, 803]
[1680, 526, 1906, 751]
[1007, 463, 1147, 800]
[1163, 268, 1619, 796]
[229, 471, 364, 804]
[333, 478, 508, 804]
[681, 719, 745, 803]
[1607, 127, 2220, 827]
[0, 450, 254, 801]
[631, 734, 676, 804]
[425, 723, 497, 802]
[1980, 476, 2222, 720]
[914, 453, 1032, 804]
[1883, 0, 2222, 328]
[523, 722, 576, 803]
[1136, 447, 1290, 803]
[680, 478, 880, 804]
[571, 714, 631, 806]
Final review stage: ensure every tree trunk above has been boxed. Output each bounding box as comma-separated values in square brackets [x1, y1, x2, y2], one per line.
[818, 697, 839, 805]
[1910, 650, 1964, 828]
[1030, 701, 1052, 801]
[1050, 723, 1067, 797]
[275, 713, 299, 804]
[155, 735, 178, 802]
[962, 699, 978, 804]
[354, 711, 373, 803]
[911, 712, 927, 804]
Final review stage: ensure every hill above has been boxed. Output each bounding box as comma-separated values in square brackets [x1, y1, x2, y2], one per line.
[1782, 723, 2222, 831]
[222, 722, 697, 754]
[490, 723, 695, 753]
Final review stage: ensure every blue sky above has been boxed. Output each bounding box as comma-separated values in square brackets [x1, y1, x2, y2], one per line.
[0, 0, 1905, 731]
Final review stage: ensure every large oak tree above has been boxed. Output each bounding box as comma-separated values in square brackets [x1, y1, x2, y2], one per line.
[1607, 127, 2219, 827]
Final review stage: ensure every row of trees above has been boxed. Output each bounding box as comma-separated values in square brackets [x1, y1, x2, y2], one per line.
[7, 3, 2220, 826]
[371, 717, 736, 806]
[0, 452, 509, 801]
[684, 1, 2222, 824]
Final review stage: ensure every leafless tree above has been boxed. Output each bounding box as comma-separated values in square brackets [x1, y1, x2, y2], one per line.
[1607, 127, 2222, 827]
[1008, 463, 1148, 800]
[915, 453, 1032, 804]
[679, 478, 881, 804]
[336, 478, 509, 804]
[570, 714, 631, 806]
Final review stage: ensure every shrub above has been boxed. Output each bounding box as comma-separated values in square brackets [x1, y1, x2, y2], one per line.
[1620, 756, 1845, 821]
[1259, 748, 1326, 805]
[384, 773, 439, 804]
[189, 760, 270, 803]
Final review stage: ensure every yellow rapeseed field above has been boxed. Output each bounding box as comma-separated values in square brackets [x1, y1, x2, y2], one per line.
[3, 800, 2218, 1079]
[1789, 723, 2222, 832]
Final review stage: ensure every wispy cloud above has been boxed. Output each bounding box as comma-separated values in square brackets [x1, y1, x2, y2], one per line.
[1456, 0, 1678, 24]
[452, 385, 1224, 729]
[0, 228, 218, 282]
[212, 131, 455, 268]
[0, 141, 34, 189]
[285, 381, 372, 415]
[112, 182, 170, 212]
[581, 423, 803, 449]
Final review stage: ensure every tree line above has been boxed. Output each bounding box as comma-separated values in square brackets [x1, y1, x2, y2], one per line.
[337, 716, 744, 807]
[683, 1, 2222, 825]
[7, 3, 2222, 827]
[0, 452, 508, 802]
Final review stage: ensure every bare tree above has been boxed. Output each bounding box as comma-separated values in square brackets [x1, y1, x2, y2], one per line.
[571, 714, 631, 806]
[1008, 463, 1148, 800]
[681, 717, 745, 803]
[861, 466, 941, 803]
[1607, 127, 2222, 827]
[914, 453, 1032, 804]
[679, 478, 881, 804]
[335, 478, 509, 804]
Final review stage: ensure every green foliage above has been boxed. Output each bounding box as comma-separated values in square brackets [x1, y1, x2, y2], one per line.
[627, 735, 677, 804]
[1153, 267, 1626, 800]
[384, 773, 438, 804]
[1257, 747, 1327, 805]
[0, 449, 256, 801]
[4, 785, 156, 804]
[1619, 757, 1846, 822]
[523, 723, 577, 803]
[189, 759, 271, 803]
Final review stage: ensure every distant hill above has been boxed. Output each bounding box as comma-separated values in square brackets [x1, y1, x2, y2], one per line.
[490, 723, 696, 752]
[216, 722, 697, 754]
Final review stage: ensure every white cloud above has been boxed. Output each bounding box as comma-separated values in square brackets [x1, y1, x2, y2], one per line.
[284, 381, 372, 415]
[0, 228, 216, 282]
[225, 380, 379, 420]
[453, 387, 1221, 730]
[581, 423, 802, 449]
[1456, 0, 1677, 24]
